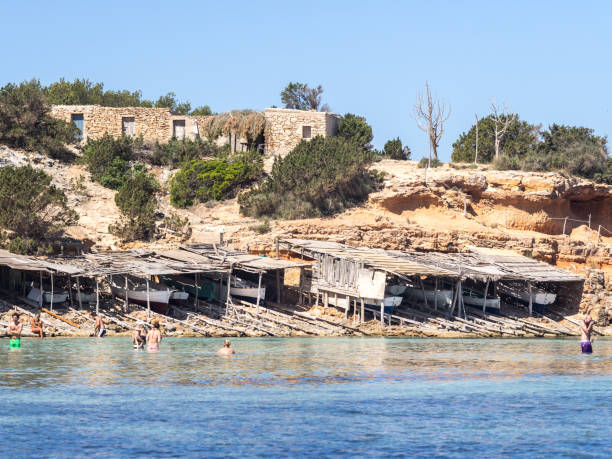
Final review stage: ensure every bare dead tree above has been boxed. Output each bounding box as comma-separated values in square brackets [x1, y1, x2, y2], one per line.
[474, 114, 479, 165]
[414, 82, 451, 162]
[490, 101, 517, 158]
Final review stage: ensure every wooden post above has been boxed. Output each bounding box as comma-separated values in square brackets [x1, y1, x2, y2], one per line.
[275, 237, 280, 259]
[419, 277, 429, 309]
[360, 298, 365, 324]
[124, 275, 129, 312]
[95, 278, 100, 315]
[380, 301, 384, 327]
[482, 278, 490, 313]
[146, 278, 151, 320]
[528, 282, 533, 317]
[194, 273, 199, 311]
[298, 267, 304, 306]
[587, 213, 592, 243]
[256, 271, 262, 314]
[449, 280, 460, 317]
[276, 270, 281, 303]
[434, 278, 438, 311]
[344, 295, 349, 319]
[225, 270, 232, 315]
[68, 276, 74, 308]
[50, 273, 54, 311]
[39, 271, 43, 308]
[76, 276, 82, 309]
[563, 217, 568, 235]
[597, 225, 601, 244]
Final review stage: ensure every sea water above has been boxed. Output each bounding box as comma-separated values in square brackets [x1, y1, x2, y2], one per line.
[0, 337, 610, 458]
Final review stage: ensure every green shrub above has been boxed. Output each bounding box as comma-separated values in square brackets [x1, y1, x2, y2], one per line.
[417, 157, 442, 168]
[151, 137, 222, 167]
[81, 134, 141, 189]
[109, 171, 160, 241]
[250, 219, 271, 234]
[238, 136, 378, 219]
[382, 137, 411, 160]
[492, 155, 520, 171]
[0, 165, 77, 252]
[0, 80, 78, 161]
[170, 151, 263, 207]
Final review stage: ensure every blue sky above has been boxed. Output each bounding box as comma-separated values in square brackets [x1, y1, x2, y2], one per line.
[1, 0, 610, 160]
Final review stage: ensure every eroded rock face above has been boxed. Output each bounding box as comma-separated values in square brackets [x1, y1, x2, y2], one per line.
[368, 162, 612, 235]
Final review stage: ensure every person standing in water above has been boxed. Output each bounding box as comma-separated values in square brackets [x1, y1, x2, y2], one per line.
[132, 324, 146, 349]
[217, 339, 235, 355]
[8, 313, 23, 348]
[30, 313, 44, 338]
[146, 321, 161, 351]
[93, 313, 106, 338]
[580, 313, 594, 354]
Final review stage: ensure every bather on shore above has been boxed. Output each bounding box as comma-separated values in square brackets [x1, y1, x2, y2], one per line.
[217, 339, 235, 355]
[30, 313, 44, 338]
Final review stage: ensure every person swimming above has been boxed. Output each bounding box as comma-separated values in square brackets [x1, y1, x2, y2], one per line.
[217, 339, 236, 355]
[146, 321, 161, 351]
[132, 324, 146, 349]
[30, 313, 44, 338]
[8, 313, 23, 348]
[581, 313, 594, 354]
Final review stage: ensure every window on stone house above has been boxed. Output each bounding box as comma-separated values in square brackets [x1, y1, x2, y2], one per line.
[71, 113, 84, 140]
[302, 126, 312, 139]
[122, 117, 135, 137]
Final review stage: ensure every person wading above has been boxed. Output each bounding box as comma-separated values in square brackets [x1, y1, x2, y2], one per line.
[580, 313, 594, 354]
[132, 324, 146, 349]
[8, 313, 23, 348]
[146, 321, 162, 351]
[93, 313, 106, 338]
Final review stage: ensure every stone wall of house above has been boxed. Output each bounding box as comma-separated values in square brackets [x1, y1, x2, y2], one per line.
[51, 106, 242, 148]
[264, 108, 340, 157]
[51, 105, 174, 142]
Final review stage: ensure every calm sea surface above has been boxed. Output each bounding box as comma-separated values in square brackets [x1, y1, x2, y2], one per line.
[1, 337, 611, 458]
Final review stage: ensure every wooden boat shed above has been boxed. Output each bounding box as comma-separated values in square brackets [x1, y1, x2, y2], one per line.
[392, 247, 584, 314]
[0, 245, 308, 317]
[278, 239, 459, 323]
[279, 239, 584, 320]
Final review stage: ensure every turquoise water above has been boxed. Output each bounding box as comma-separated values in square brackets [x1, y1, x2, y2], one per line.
[1, 337, 611, 458]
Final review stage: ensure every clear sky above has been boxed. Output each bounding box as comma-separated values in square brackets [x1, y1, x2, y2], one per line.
[1, 0, 610, 160]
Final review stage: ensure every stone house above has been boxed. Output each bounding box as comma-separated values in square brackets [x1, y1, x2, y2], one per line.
[263, 108, 340, 157]
[51, 105, 340, 156]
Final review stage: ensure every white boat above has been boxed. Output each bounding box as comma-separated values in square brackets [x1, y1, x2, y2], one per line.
[365, 296, 403, 312]
[405, 287, 453, 307]
[387, 285, 407, 296]
[498, 283, 556, 306]
[462, 290, 501, 311]
[75, 291, 97, 304]
[110, 282, 173, 315]
[170, 291, 190, 303]
[27, 287, 68, 305]
[221, 277, 266, 303]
